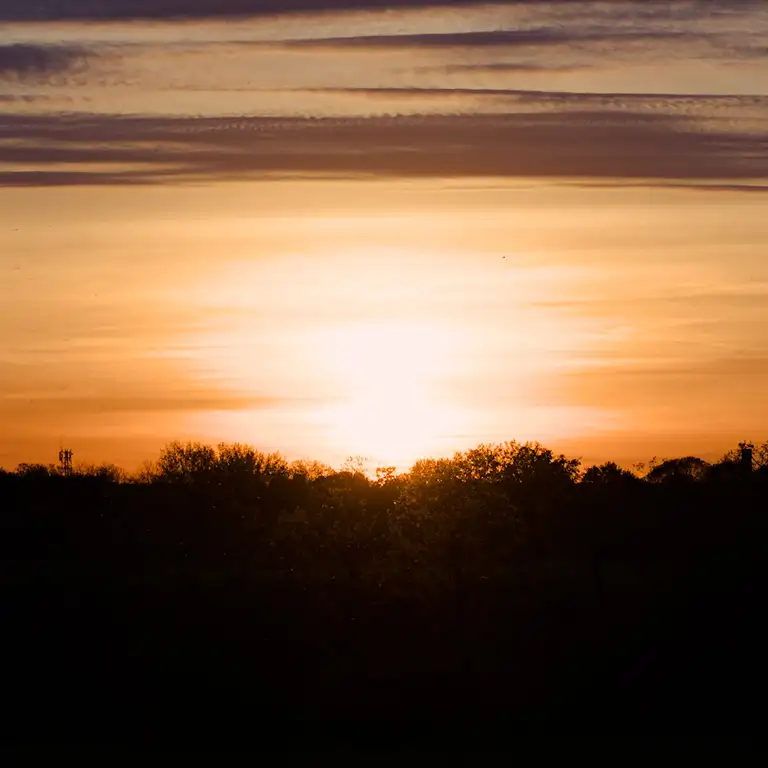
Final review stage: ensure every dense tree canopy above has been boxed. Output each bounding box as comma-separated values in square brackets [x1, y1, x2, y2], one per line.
[1, 437, 766, 745]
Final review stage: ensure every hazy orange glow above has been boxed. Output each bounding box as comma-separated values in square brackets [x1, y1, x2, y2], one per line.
[308, 322, 469, 468]
[2, 179, 768, 471]
[2, 0, 768, 471]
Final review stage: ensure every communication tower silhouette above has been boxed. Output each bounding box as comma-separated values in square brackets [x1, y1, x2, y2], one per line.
[58, 448, 74, 476]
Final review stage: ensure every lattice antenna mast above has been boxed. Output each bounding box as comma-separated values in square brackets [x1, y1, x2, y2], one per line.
[58, 447, 74, 476]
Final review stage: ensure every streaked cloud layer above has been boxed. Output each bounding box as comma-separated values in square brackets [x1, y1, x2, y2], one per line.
[0, 0, 759, 21]
[2, 106, 768, 187]
[2, 1, 768, 185]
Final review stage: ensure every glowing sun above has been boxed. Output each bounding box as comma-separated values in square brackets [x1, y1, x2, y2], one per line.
[312, 322, 469, 469]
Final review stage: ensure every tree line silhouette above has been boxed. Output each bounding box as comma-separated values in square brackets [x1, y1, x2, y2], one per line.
[1, 439, 766, 745]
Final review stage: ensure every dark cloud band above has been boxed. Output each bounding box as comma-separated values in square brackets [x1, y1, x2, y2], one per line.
[0, 44, 90, 80]
[0, 0, 488, 22]
[279, 28, 692, 49]
[0, 0, 753, 22]
[2, 99, 767, 186]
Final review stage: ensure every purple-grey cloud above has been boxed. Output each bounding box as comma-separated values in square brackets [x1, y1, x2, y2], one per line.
[435, 63, 591, 74]
[560, 181, 768, 194]
[1, 94, 768, 186]
[0, 93, 51, 102]
[279, 28, 692, 49]
[0, 44, 90, 81]
[0, 1, 569, 21]
[0, 0, 753, 22]
[278, 86, 768, 105]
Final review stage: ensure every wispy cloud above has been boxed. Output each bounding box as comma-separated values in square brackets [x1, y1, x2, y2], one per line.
[435, 63, 591, 74]
[0, 392, 282, 416]
[2, 98, 768, 186]
[279, 28, 692, 49]
[0, 93, 50, 102]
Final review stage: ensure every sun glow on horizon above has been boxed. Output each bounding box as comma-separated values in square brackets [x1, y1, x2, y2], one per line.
[173, 240, 627, 470]
[310, 322, 473, 469]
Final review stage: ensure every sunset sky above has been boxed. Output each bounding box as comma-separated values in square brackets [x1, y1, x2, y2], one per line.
[2, 0, 768, 472]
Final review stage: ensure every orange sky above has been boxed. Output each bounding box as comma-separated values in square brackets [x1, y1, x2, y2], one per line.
[2, 179, 767, 472]
[2, 2, 768, 472]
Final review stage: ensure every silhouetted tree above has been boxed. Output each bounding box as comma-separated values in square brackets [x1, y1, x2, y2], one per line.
[74, 462, 127, 482]
[374, 466, 398, 485]
[156, 441, 217, 483]
[134, 459, 159, 483]
[646, 456, 710, 483]
[15, 462, 58, 479]
[216, 443, 288, 479]
[289, 458, 334, 481]
[341, 455, 369, 475]
[582, 461, 637, 486]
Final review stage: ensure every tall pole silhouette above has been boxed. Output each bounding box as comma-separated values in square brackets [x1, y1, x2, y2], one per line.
[739, 442, 753, 473]
[58, 448, 73, 476]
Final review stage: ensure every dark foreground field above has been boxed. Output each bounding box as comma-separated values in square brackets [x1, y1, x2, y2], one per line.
[2, 442, 766, 748]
